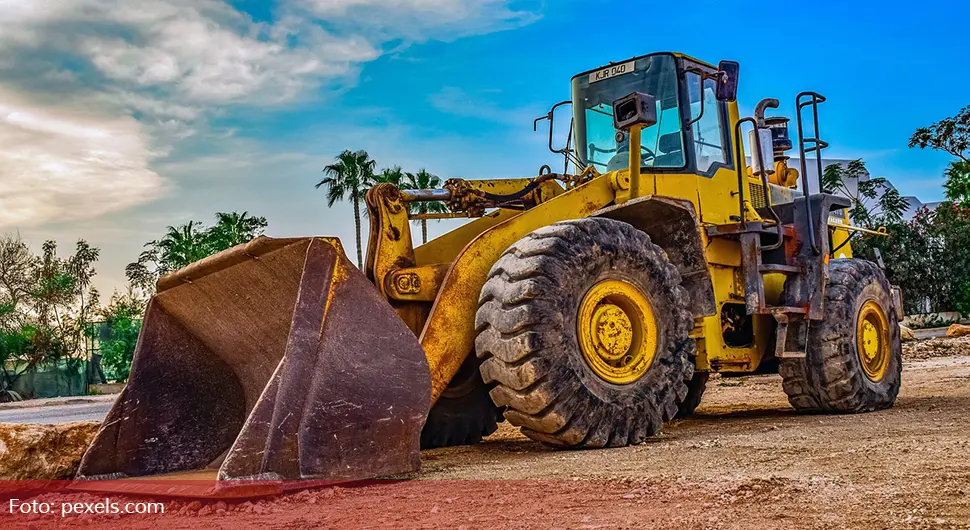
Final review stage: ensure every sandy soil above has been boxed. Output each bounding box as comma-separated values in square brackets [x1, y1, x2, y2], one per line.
[4, 340, 970, 529]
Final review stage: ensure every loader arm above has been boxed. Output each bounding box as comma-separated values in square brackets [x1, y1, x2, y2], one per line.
[366, 176, 621, 404]
[419, 177, 619, 401]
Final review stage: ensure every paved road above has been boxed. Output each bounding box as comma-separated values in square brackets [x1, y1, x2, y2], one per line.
[0, 401, 112, 424]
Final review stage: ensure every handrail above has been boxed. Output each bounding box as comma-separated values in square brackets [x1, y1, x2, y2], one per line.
[733, 116, 785, 250]
[795, 92, 827, 255]
[732, 117, 755, 220]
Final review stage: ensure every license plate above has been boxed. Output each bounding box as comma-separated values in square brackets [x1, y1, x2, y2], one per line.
[589, 61, 636, 84]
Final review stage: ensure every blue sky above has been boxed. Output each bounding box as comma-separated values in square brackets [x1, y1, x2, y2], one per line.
[1, 0, 967, 294]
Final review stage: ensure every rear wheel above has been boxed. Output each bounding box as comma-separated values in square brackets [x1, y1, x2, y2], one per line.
[675, 372, 709, 418]
[420, 353, 503, 449]
[475, 218, 694, 447]
[780, 259, 902, 412]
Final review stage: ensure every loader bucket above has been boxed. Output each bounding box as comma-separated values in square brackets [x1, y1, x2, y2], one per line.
[76, 237, 431, 489]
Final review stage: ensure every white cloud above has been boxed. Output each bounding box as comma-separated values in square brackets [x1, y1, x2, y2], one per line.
[0, 0, 540, 232]
[293, 0, 540, 40]
[0, 0, 380, 227]
[0, 88, 166, 226]
[2, 0, 380, 107]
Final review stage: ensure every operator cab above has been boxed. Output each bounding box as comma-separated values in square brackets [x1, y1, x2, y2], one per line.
[570, 52, 736, 177]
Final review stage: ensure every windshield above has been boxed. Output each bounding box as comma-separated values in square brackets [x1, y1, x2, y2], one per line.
[571, 54, 685, 172]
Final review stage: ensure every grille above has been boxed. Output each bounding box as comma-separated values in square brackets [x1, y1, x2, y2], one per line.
[749, 182, 768, 209]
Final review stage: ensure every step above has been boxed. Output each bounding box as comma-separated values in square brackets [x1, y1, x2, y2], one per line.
[765, 306, 809, 315]
[776, 351, 807, 359]
[759, 264, 801, 274]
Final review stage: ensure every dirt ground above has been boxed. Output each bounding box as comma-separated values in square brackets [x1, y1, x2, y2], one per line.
[4, 337, 970, 529]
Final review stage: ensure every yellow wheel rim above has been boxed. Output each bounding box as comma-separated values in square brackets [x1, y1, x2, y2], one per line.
[577, 280, 658, 384]
[857, 300, 890, 382]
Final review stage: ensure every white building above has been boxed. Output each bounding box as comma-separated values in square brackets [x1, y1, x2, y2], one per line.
[790, 158, 937, 221]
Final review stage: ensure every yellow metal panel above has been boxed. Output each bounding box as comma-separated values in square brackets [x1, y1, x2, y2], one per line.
[706, 237, 742, 267]
[763, 273, 786, 306]
[651, 173, 699, 212]
[695, 265, 772, 373]
[412, 180, 565, 266]
[828, 210, 857, 258]
[420, 177, 618, 403]
[413, 209, 518, 266]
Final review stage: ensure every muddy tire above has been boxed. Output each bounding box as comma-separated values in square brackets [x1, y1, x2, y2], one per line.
[474, 218, 694, 447]
[420, 354, 504, 449]
[780, 259, 902, 412]
[675, 372, 709, 418]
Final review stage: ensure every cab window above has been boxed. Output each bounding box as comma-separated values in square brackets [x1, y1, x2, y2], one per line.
[572, 54, 686, 172]
[687, 73, 728, 173]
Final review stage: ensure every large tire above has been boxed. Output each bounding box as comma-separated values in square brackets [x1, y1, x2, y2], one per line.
[780, 259, 902, 412]
[420, 353, 504, 449]
[675, 372, 709, 418]
[474, 218, 694, 448]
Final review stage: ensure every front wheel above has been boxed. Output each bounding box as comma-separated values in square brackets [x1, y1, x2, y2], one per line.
[474, 218, 694, 448]
[780, 259, 902, 412]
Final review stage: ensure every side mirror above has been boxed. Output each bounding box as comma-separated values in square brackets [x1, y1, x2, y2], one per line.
[533, 100, 573, 155]
[612, 92, 657, 131]
[716, 60, 740, 102]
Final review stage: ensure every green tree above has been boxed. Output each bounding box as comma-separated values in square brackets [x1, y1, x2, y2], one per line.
[909, 105, 970, 205]
[126, 211, 268, 293]
[928, 203, 970, 315]
[909, 105, 970, 161]
[0, 236, 38, 330]
[207, 211, 268, 250]
[158, 221, 210, 270]
[855, 203, 970, 316]
[375, 165, 404, 186]
[942, 160, 970, 207]
[402, 169, 448, 244]
[0, 237, 100, 399]
[93, 290, 145, 381]
[316, 150, 377, 269]
[821, 159, 907, 228]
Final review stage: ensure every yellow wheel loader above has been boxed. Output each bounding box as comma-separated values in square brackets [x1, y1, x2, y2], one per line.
[76, 52, 902, 492]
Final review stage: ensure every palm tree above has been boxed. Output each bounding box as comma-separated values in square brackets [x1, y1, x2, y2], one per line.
[157, 221, 209, 271]
[375, 166, 404, 186]
[316, 150, 377, 269]
[208, 211, 268, 250]
[402, 169, 447, 244]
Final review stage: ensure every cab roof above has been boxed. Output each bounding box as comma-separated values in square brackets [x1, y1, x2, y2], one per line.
[571, 52, 718, 81]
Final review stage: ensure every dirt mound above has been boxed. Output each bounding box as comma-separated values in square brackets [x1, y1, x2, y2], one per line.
[903, 335, 970, 361]
[0, 422, 99, 480]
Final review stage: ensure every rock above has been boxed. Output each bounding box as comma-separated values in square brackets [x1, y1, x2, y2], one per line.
[0, 422, 100, 482]
[899, 325, 916, 342]
[198, 505, 212, 516]
[185, 501, 203, 513]
[214, 501, 227, 512]
[946, 324, 970, 338]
